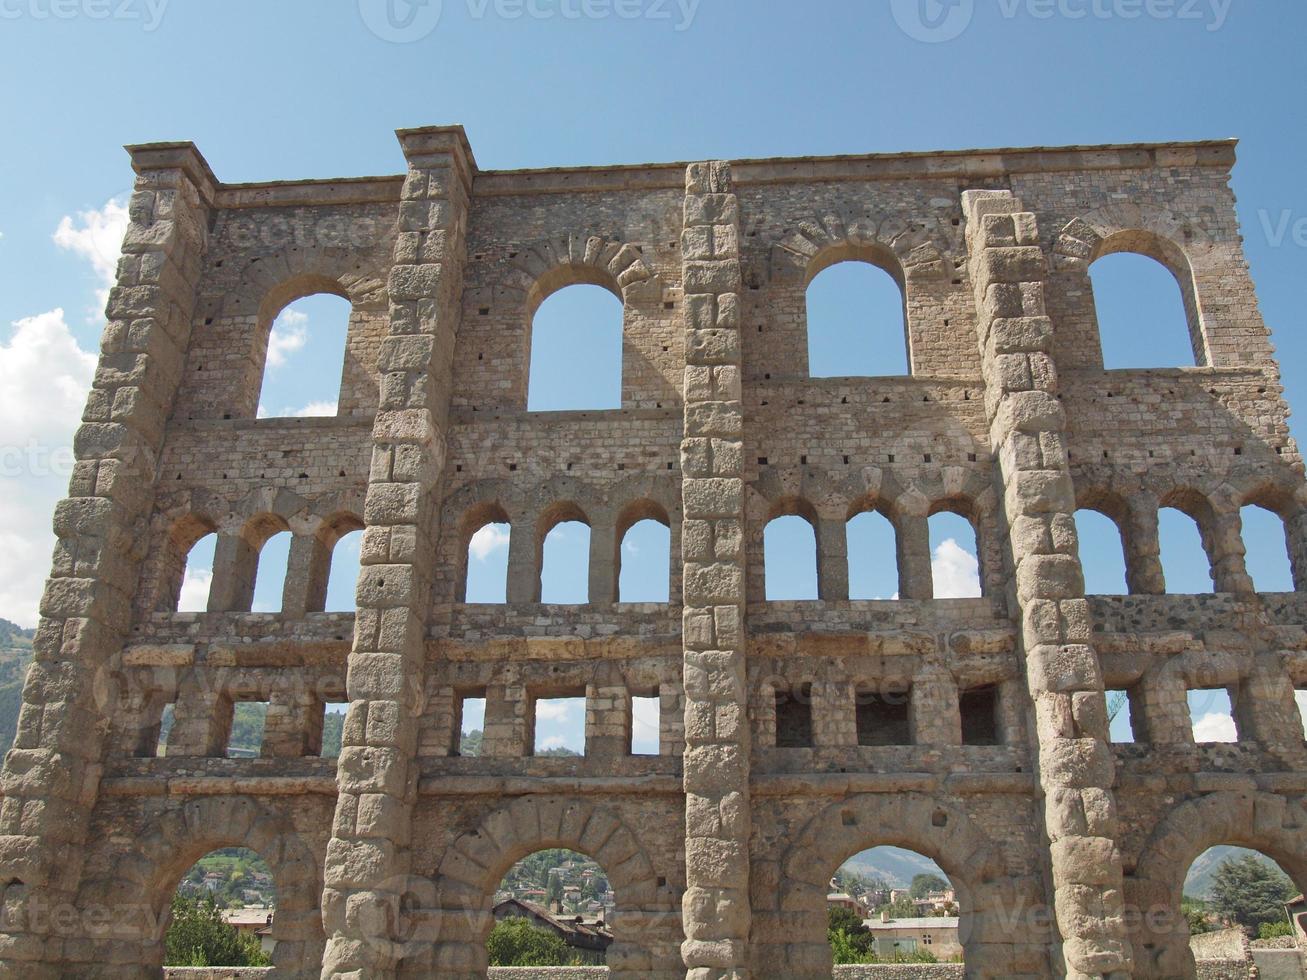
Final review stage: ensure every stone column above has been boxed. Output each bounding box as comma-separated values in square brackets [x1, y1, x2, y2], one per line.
[282, 531, 331, 617]
[1122, 495, 1165, 596]
[1206, 507, 1254, 595]
[814, 516, 849, 601]
[679, 161, 751, 979]
[896, 513, 933, 600]
[319, 126, 473, 980]
[0, 143, 214, 977]
[207, 528, 258, 611]
[961, 190, 1133, 980]
[589, 519, 618, 605]
[505, 517, 538, 604]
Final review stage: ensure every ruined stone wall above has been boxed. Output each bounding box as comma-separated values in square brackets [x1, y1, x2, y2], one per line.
[0, 132, 1304, 980]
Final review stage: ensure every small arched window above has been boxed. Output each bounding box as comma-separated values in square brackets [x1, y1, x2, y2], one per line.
[539, 506, 590, 604]
[617, 504, 671, 603]
[1158, 506, 1214, 594]
[528, 284, 623, 411]
[764, 512, 818, 600]
[847, 509, 899, 600]
[252, 528, 292, 612]
[1240, 504, 1295, 593]
[323, 528, 363, 612]
[465, 521, 511, 604]
[1088, 241, 1202, 368]
[258, 292, 351, 418]
[927, 510, 981, 599]
[1075, 509, 1129, 595]
[805, 258, 907, 377]
[176, 531, 217, 612]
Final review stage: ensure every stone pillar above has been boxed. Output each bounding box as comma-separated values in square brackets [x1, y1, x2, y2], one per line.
[961, 190, 1133, 979]
[912, 668, 960, 745]
[814, 516, 849, 601]
[1133, 666, 1192, 745]
[679, 161, 751, 979]
[505, 518, 538, 604]
[262, 689, 320, 758]
[585, 667, 630, 761]
[319, 126, 473, 980]
[1286, 509, 1307, 591]
[166, 670, 232, 757]
[1233, 655, 1307, 768]
[207, 528, 258, 612]
[896, 513, 933, 600]
[0, 142, 214, 977]
[589, 519, 618, 605]
[1122, 495, 1165, 596]
[282, 531, 331, 617]
[480, 683, 525, 758]
[1206, 507, 1254, 595]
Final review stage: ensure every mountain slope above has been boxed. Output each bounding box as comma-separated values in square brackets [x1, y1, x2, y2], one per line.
[0, 619, 34, 756]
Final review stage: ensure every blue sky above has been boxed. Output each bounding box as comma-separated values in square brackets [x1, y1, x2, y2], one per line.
[1, 3, 1305, 779]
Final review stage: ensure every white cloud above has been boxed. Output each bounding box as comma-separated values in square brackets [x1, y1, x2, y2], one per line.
[623, 538, 640, 556]
[469, 523, 511, 561]
[266, 314, 308, 369]
[0, 309, 97, 626]
[293, 400, 337, 417]
[53, 198, 129, 312]
[1192, 712, 1238, 743]
[177, 568, 213, 613]
[535, 700, 576, 722]
[931, 538, 981, 599]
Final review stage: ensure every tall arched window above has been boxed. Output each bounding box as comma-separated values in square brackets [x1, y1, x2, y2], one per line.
[1075, 509, 1129, 595]
[1158, 506, 1214, 594]
[176, 531, 217, 613]
[527, 284, 623, 411]
[847, 509, 899, 600]
[617, 504, 671, 603]
[252, 529, 292, 613]
[805, 259, 907, 377]
[323, 529, 363, 612]
[764, 513, 818, 600]
[1240, 504, 1295, 593]
[1089, 246, 1200, 368]
[257, 293, 351, 418]
[927, 510, 981, 599]
[465, 523, 511, 604]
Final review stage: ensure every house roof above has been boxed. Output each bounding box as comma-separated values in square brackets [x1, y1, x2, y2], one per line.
[865, 917, 960, 930]
[493, 898, 612, 944]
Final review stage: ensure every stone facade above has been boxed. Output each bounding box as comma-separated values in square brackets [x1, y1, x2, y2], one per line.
[0, 129, 1303, 980]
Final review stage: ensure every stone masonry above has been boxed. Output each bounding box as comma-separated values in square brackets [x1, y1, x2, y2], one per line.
[0, 128, 1303, 979]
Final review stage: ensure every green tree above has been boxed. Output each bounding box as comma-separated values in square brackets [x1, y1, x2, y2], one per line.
[909, 873, 949, 899]
[545, 871, 564, 907]
[1183, 897, 1212, 935]
[827, 906, 873, 962]
[486, 917, 570, 966]
[164, 893, 270, 967]
[1208, 855, 1295, 932]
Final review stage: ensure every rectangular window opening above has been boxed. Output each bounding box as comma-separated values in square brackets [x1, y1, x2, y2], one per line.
[1296, 687, 1306, 741]
[630, 693, 661, 756]
[454, 692, 487, 758]
[319, 699, 348, 758]
[149, 700, 176, 758]
[1188, 687, 1239, 744]
[1106, 689, 1135, 744]
[959, 686, 1000, 746]
[856, 685, 912, 746]
[530, 692, 586, 757]
[775, 684, 813, 748]
[226, 700, 269, 758]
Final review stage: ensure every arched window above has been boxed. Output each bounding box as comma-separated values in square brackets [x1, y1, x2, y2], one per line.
[251, 529, 292, 613]
[806, 259, 907, 377]
[927, 511, 981, 599]
[1075, 509, 1129, 595]
[1158, 506, 1214, 594]
[1240, 504, 1295, 593]
[1180, 848, 1301, 939]
[489, 849, 613, 966]
[830, 847, 962, 964]
[176, 531, 217, 612]
[527, 284, 623, 411]
[847, 509, 899, 600]
[617, 506, 671, 603]
[764, 513, 818, 600]
[257, 293, 350, 418]
[166, 848, 276, 967]
[1089, 248, 1200, 368]
[461, 505, 512, 604]
[539, 508, 590, 604]
[323, 528, 363, 612]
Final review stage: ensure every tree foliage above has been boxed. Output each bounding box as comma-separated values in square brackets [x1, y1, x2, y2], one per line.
[1208, 855, 1295, 932]
[485, 917, 572, 967]
[164, 893, 271, 967]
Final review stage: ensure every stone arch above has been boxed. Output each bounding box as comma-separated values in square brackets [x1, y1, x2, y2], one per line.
[1237, 476, 1307, 590]
[1053, 206, 1207, 366]
[1128, 790, 1307, 979]
[614, 494, 674, 604]
[74, 795, 324, 978]
[427, 795, 679, 978]
[498, 232, 656, 316]
[759, 792, 1035, 978]
[769, 208, 955, 285]
[454, 498, 514, 603]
